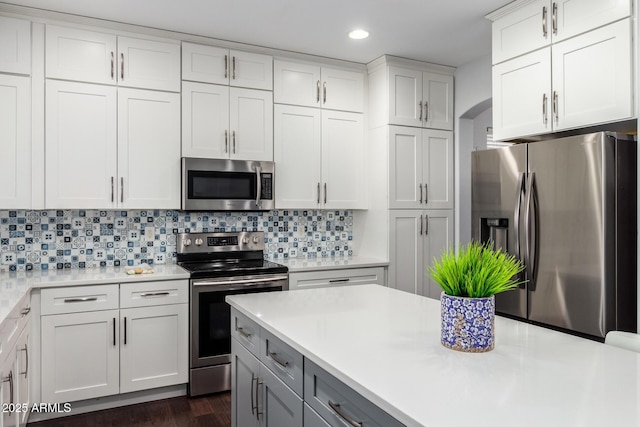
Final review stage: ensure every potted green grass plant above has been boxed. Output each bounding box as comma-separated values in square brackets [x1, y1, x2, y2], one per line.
[429, 240, 525, 352]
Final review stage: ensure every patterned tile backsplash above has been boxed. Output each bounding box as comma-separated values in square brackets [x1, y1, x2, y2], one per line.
[0, 210, 354, 272]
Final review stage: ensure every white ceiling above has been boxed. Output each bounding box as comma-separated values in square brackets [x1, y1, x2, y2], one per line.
[4, 0, 509, 67]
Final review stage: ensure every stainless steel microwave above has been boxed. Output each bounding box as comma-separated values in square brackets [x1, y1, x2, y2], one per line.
[181, 158, 274, 211]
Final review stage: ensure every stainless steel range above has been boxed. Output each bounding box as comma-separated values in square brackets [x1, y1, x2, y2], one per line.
[177, 231, 288, 396]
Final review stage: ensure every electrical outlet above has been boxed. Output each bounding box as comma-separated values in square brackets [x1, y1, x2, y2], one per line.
[145, 227, 155, 240]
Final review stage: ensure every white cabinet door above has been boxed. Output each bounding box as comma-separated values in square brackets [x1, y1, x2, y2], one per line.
[422, 210, 454, 299]
[0, 16, 31, 75]
[41, 310, 120, 403]
[388, 210, 422, 295]
[423, 129, 453, 209]
[491, 0, 550, 64]
[118, 88, 180, 209]
[16, 325, 30, 427]
[422, 72, 453, 130]
[388, 66, 422, 127]
[273, 60, 320, 108]
[274, 105, 321, 209]
[119, 304, 188, 394]
[182, 81, 230, 158]
[492, 48, 551, 141]
[554, 0, 631, 42]
[389, 126, 422, 209]
[321, 111, 365, 209]
[182, 43, 229, 85]
[45, 25, 117, 85]
[230, 50, 273, 90]
[230, 88, 273, 161]
[232, 338, 260, 427]
[45, 80, 117, 209]
[321, 67, 364, 113]
[552, 19, 632, 131]
[0, 75, 31, 209]
[117, 36, 180, 92]
[259, 363, 303, 427]
[1, 346, 16, 427]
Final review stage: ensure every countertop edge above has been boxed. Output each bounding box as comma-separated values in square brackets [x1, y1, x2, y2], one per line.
[273, 256, 389, 273]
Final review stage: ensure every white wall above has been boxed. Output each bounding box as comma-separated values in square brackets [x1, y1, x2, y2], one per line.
[454, 54, 492, 246]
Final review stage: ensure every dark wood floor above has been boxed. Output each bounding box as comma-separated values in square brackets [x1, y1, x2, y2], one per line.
[28, 392, 231, 427]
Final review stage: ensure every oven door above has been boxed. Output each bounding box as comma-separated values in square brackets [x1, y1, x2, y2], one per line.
[190, 273, 287, 368]
[182, 157, 274, 211]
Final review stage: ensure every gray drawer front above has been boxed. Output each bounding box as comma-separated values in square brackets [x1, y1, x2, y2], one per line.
[260, 328, 303, 396]
[230, 308, 260, 356]
[304, 403, 331, 427]
[304, 359, 404, 427]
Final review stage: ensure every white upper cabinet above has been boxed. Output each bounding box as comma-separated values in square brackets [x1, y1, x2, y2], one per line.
[182, 42, 273, 90]
[274, 60, 364, 112]
[491, 0, 631, 64]
[46, 25, 180, 91]
[0, 75, 31, 209]
[182, 82, 273, 161]
[388, 66, 453, 130]
[0, 16, 31, 75]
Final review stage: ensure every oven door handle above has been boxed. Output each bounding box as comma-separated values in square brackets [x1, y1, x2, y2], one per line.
[192, 275, 288, 287]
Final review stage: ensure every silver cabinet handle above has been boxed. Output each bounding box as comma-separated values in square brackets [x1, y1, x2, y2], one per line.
[256, 379, 263, 420]
[110, 52, 114, 79]
[542, 93, 548, 124]
[232, 130, 236, 154]
[324, 183, 327, 204]
[424, 183, 428, 204]
[323, 81, 327, 104]
[419, 101, 423, 121]
[316, 80, 320, 103]
[419, 183, 423, 204]
[552, 2, 557, 35]
[2, 371, 13, 406]
[317, 182, 321, 204]
[120, 53, 124, 80]
[237, 326, 252, 339]
[113, 317, 116, 346]
[232, 56, 236, 79]
[19, 344, 28, 378]
[64, 297, 98, 303]
[553, 91, 558, 123]
[328, 401, 362, 427]
[224, 130, 228, 153]
[420, 214, 423, 235]
[542, 6, 547, 37]
[329, 278, 350, 283]
[124, 316, 127, 345]
[120, 177, 124, 203]
[250, 373, 257, 415]
[268, 351, 289, 368]
[140, 292, 170, 297]
[424, 101, 429, 122]
[111, 176, 114, 203]
[255, 165, 262, 208]
[425, 214, 429, 235]
[224, 54, 228, 79]
[20, 306, 30, 316]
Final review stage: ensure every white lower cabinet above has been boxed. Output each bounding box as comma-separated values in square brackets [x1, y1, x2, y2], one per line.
[15, 325, 30, 427]
[1, 346, 17, 427]
[389, 210, 453, 299]
[288, 267, 385, 291]
[40, 281, 188, 403]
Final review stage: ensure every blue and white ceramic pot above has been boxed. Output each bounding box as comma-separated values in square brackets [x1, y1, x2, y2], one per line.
[440, 292, 495, 352]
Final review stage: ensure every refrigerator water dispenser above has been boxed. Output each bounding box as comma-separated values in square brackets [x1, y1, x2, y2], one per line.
[480, 218, 508, 251]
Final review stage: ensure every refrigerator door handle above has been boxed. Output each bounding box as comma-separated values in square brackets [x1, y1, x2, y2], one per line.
[514, 172, 526, 289]
[524, 172, 539, 291]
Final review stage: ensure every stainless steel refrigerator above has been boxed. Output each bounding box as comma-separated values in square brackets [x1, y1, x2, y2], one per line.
[471, 132, 637, 339]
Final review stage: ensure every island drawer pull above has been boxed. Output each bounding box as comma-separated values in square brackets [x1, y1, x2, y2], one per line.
[237, 327, 252, 339]
[140, 292, 170, 297]
[268, 351, 289, 368]
[328, 400, 362, 427]
[64, 297, 98, 303]
[328, 278, 350, 283]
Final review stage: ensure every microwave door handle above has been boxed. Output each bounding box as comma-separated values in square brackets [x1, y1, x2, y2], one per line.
[255, 165, 262, 208]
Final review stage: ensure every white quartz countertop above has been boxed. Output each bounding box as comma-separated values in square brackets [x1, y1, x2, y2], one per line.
[272, 256, 388, 272]
[227, 284, 640, 427]
[0, 264, 189, 325]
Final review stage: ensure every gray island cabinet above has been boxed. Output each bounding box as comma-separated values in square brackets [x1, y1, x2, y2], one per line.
[227, 284, 640, 427]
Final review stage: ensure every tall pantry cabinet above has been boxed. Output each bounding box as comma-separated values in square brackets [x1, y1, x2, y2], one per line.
[361, 56, 454, 299]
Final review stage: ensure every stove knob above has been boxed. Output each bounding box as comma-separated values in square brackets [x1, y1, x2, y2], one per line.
[194, 238, 204, 246]
[183, 239, 192, 247]
[242, 237, 249, 245]
[252, 236, 260, 244]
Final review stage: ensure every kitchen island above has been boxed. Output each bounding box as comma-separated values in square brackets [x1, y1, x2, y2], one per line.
[227, 284, 639, 427]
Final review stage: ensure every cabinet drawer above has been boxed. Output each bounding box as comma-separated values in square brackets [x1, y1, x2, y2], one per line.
[289, 267, 385, 290]
[304, 403, 331, 427]
[230, 308, 260, 356]
[259, 328, 303, 396]
[120, 280, 188, 308]
[41, 285, 119, 315]
[304, 359, 404, 427]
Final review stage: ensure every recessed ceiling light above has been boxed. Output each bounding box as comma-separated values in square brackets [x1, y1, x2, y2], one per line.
[348, 29, 369, 40]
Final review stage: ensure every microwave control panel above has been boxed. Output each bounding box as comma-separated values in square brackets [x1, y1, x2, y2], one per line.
[261, 173, 273, 200]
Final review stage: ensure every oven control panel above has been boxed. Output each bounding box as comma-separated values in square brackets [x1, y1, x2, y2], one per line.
[176, 231, 265, 254]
